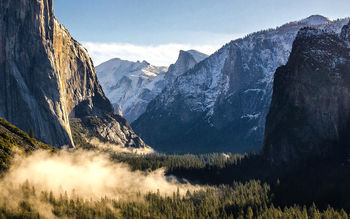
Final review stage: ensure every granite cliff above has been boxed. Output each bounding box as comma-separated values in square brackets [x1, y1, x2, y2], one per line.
[263, 21, 350, 164]
[0, 0, 146, 149]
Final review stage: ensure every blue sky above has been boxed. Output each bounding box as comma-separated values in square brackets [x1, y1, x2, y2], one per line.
[54, 0, 350, 66]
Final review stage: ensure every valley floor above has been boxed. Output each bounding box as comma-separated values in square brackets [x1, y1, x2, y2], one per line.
[1, 147, 349, 218]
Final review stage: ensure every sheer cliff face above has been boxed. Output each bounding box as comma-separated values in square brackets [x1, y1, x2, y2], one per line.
[164, 50, 205, 82]
[263, 22, 350, 164]
[0, 0, 146, 148]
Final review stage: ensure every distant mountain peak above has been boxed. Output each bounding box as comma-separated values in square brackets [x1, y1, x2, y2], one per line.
[185, 50, 209, 63]
[177, 50, 196, 61]
[97, 49, 207, 123]
[178, 50, 208, 63]
[96, 58, 168, 122]
[164, 49, 208, 82]
[109, 57, 121, 61]
[298, 15, 332, 26]
[141, 60, 150, 65]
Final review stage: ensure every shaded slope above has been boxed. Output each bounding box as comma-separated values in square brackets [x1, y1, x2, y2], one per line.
[263, 22, 350, 164]
[0, 118, 54, 172]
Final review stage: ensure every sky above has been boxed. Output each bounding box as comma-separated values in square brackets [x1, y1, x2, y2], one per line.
[54, 0, 350, 66]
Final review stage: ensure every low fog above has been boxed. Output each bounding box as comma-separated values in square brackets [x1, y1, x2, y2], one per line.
[0, 149, 203, 216]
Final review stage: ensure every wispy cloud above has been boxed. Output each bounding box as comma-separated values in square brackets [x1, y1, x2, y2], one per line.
[82, 42, 223, 66]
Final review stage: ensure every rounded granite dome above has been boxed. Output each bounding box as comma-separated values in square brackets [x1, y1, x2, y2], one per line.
[298, 15, 332, 26]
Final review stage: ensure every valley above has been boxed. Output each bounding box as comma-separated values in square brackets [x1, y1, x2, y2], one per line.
[0, 0, 349, 218]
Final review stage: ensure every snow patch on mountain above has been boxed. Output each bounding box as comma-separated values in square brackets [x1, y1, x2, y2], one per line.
[297, 15, 332, 26]
[241, 113, 261, 120]
[97, 50, 208, 123]
[96, 59, 167, 122]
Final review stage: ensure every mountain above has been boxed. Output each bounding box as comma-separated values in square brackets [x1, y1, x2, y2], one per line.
[0, 0, 147, 149]
[263, 21, 350, 164]
[165, 50, 209, 82]
[97, 50, 208, 122]
[96, 59, 168, 122]
[132, 15, 349, 154]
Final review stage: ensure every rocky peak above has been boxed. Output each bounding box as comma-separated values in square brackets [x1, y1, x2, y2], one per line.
[186, 50, 209, 62]
[0, 0, 147, 149]
[141, 60, 150, 65]
[165, 50, 208, 82]
[298, 15, 332, 26]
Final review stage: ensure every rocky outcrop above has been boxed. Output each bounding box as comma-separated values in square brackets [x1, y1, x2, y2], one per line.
[0, 0, 146, 149]
[263, 22, 350, 164]
[97, 50, 207, 123]
[165, 50, 208, 82]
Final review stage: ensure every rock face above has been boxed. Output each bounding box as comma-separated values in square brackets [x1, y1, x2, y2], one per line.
[263, 22, 350, 164]
[0, 0, 146, 149]
[165, 50, 208, 82]
[132, 16, 349, 154]
[97, 50, 208, 123]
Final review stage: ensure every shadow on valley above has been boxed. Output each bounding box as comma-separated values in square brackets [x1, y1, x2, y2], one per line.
[113, 152, 350, 212]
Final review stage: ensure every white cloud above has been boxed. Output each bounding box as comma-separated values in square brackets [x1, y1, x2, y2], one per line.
[82, 42, 223, 66]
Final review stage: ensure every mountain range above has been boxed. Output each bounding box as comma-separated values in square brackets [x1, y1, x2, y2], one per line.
[96, 50, 208, 122]
[131, 15, 349, 154]
[0, 0, 349, 161]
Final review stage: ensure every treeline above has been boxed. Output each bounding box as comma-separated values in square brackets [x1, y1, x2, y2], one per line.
[111, 152, 245, 172]
[1, 117, 350, 217]
[110, 152, 272, 186]
[111, 152, 350, 213]
[1, 180, 348, 219]
[0, 118, 54, 172]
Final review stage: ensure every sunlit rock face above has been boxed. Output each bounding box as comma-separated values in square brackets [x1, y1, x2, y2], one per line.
[263, 21, 350, 164]
[0, 0, 147, 149]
